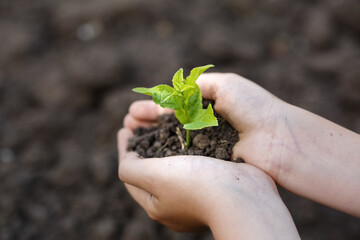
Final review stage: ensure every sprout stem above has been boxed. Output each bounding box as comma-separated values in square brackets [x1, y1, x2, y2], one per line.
[186, 129, 191, 148]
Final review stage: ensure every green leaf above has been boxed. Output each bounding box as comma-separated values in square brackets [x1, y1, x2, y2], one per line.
[172, 68, 184, 91]
[132, 87, 154, 96]
[187, 85, 202, 120]
[133, 65, 218, 145]
[132, 85, 182, 110]
[184, 104, 218, 130]
[181, 84, 195, 92]
[185, 64, 214, 85]
[175, 109, 188, 125]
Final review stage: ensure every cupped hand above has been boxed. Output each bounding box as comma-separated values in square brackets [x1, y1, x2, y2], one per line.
[118, 127, 283, 233]
[197, 73, 360, 217]
[124, 72, 360, 217]
[197, 73, 287, 181]
[119, 74, 303, 237]
[121, 71, 360, 228]
[124, 73, 287, 181]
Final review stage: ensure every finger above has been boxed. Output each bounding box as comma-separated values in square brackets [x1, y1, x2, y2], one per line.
[117, 128, 161, 193]
[117, 127, 134, 159]
[197, 73, 239, 128]
[129, 100, 174, 122]
[197, 73, 226, 100]
[123, 114, 157, 131]
[119, 153, 162, 194]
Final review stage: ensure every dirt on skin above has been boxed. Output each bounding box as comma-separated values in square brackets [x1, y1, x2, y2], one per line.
[128, 101, 242, 161]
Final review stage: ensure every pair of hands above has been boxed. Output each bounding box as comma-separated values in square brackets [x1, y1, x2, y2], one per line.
[119, 73, 301, 238]
[118, 72, 360, 238]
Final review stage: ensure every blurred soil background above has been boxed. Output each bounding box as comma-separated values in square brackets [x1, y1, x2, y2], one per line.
[0, 0, 359, 239]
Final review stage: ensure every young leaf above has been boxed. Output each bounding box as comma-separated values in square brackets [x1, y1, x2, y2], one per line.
[187, 85, 202, 120]
[172, 68, 184, 92]
[133, 85, 182, 110]
[175, 109, 188, 125]
[181, 84, 195, 92]
[184, 104, 218, 130]
[132, 64, 217, 147]
[185, 64, 214, 85]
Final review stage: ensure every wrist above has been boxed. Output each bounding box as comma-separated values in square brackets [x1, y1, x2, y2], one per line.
[273, 102, 360, 216]
[204, 164, 300, 239]
[208, 189, 299, 239]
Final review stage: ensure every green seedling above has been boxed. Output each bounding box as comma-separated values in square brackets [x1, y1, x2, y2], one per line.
[133, 64, 218, 147]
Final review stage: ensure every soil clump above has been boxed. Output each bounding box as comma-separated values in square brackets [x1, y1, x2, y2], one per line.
[128, 101, 241, 161]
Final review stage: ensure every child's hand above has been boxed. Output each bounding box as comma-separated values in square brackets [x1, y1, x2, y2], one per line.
[125, 72, 360, 217]
[118, 127, 300, 238]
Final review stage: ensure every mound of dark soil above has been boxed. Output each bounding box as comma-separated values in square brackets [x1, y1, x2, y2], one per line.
[128, 101, 241, 161]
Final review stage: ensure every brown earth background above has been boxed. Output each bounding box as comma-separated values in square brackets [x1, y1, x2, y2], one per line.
[0, 0, 360, 239]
